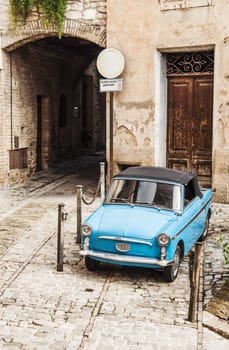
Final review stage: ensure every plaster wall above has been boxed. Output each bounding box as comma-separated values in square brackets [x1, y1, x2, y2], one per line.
[107, 0, 229, 202]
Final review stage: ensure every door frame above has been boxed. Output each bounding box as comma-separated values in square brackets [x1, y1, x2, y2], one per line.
[154, 49, 214, 185]
[166, 74, 213, 186]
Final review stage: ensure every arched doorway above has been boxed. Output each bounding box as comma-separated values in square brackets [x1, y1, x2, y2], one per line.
[3, 34, 106, 176]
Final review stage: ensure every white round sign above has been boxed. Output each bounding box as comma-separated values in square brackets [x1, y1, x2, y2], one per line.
[96, 48, 125, 79]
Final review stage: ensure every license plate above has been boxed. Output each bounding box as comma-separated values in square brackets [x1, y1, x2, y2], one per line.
[115, 242, 130, 252]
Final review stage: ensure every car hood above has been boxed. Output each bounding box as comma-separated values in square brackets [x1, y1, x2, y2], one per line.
[88, 204, 175, 240]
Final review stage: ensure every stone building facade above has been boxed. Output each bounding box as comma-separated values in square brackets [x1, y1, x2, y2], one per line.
[107, 0, 229, 203]
[0, 0, 106, 184]
[0, 0, 229, 203]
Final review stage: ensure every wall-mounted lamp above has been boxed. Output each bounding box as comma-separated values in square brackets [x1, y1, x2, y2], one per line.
[73, 106, 80, 118]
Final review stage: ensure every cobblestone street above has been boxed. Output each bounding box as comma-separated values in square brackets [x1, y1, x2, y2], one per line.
[0, 159, 228, 349]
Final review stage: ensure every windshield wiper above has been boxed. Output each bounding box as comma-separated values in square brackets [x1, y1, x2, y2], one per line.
[134, 201, 162, 210]
[110, 197, 133, 206]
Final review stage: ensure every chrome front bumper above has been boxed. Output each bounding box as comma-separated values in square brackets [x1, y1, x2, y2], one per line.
[79, 249, 173, 267]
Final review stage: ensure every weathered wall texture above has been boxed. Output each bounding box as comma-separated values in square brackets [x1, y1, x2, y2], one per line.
[107, 0, 229, 203]
[106, 1, 156, 170]
[0, 0, 229, 203]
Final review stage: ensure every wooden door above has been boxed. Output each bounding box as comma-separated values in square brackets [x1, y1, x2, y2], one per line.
[167, 75, 213, 187]
[82, 76, 94, 149]
[36, 95, 42, 171]
[36, 96, 49, 171]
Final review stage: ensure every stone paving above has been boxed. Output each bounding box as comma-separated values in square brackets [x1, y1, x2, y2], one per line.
[0, 160, 228, 349]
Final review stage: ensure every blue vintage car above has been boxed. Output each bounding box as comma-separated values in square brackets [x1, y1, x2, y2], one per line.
[79, 166, 212, 282]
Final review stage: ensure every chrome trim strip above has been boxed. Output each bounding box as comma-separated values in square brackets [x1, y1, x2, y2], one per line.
[79, 249, 173, 267]
[172, 198, 211, 240]
[97, 235, 152, 247]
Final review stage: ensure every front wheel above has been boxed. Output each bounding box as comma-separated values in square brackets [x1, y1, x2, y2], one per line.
[164, 245, 181, 282]
[85, 256, 100, 271]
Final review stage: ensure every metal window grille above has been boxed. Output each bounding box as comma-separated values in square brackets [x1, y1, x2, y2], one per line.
[166, 51, 214, 75]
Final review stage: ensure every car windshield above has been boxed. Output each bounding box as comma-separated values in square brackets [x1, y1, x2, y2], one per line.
[105, 179, 182, 212]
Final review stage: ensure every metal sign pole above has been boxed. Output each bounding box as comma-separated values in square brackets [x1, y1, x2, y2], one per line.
[109, 91, 114, 183]
[97, 48, 125, 185]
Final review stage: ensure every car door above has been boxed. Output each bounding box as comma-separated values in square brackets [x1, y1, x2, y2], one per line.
[182, 181, 206, 252]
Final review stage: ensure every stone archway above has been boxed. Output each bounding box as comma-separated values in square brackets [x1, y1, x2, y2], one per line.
[0, 16, 106, 183]
[0, 0, 107, 184]
[1, 19, 106, 52]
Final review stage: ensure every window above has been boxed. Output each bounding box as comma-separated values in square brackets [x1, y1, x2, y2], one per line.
[184, 179, 196, 206]
[106, 179, 182, 211]
[9, 148, 28, 170]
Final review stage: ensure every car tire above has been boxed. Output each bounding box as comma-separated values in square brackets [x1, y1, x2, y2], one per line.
[85, 256, 100, 271]
[164, 245, 181, 282]
[199, 215, 210, 242]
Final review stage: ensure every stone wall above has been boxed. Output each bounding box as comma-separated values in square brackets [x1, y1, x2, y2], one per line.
[204, 203, 229, 305]
[0, 0, 107, 28]
[0, 0, 107, 186]
[0, 44, 85, 185]
[1, 0, 229, 202]
[1, 1, 107, 50]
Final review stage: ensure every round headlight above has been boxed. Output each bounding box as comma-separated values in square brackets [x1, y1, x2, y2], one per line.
[157, 233, 170, 247]
[81, 224, 92, 237]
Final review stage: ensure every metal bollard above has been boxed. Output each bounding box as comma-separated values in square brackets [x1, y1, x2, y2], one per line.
[76, 185, 83, 244]
[188, 242, 204, 322]
[57, 203, 67, 272]
[100, 161, 106, 203]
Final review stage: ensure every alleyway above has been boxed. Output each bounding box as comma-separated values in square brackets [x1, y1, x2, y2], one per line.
[0, 156, 228, 349]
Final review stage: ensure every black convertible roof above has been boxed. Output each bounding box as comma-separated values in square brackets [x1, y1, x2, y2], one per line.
[113, 166, 195, 185]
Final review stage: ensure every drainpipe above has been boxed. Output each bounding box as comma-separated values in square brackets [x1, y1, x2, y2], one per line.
[109, 91, 114, 182]
[106, 91, 114, 184]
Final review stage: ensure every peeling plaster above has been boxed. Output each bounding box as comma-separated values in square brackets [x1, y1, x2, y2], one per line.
[116, 100, 154, 110]
[144, 137, 151, 146]
[142, 112, 154, 127]
[224, 36, 229, 45]
[116, 126, 137, 146]
[218, 103, 223, 114]
[219, 89, 228, 97]
[127, 120, 139, 132]
[218, 118, 227, 148]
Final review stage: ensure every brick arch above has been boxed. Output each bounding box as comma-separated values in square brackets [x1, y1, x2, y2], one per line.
[2, 19, 106, 51]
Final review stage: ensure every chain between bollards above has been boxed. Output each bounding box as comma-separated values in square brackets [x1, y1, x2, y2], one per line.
[76, 162, 106, 244]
